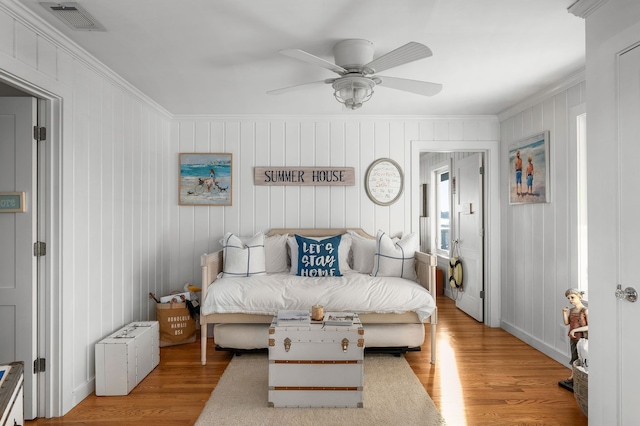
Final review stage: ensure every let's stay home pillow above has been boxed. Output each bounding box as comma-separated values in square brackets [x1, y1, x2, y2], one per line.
[294, 234, 342, 277]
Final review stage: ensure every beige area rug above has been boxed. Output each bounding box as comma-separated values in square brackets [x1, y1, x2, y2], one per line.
[195, 353, 446, 426]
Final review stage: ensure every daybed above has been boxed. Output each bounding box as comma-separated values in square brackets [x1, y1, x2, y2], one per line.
[199, 228, 438, 364]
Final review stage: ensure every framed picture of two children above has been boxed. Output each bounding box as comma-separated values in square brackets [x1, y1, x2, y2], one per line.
[508, 131, 550, 205]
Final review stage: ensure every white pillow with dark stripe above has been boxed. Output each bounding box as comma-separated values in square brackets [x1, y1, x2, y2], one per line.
[221, 232, 266, 277]
[372, 230, 417, 280]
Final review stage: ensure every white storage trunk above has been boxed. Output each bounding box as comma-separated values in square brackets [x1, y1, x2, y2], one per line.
[268, 315, 364, 408]
[95, 321, 159, 396]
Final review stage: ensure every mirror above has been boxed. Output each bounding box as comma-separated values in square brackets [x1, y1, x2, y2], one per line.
[365, 158, 404, 205]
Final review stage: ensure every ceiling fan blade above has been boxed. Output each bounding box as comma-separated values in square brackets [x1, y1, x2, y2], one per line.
[279, 49, 348, 75]
[363, 42, 433, 74]
[267, 80, 330, 95]
[376, 76, 442, 97]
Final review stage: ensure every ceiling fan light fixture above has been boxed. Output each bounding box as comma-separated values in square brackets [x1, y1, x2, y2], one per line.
[332, 76, 375, 110]
[270, 39, 441, 108]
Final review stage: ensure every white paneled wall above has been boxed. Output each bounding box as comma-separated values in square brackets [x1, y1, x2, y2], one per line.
[0, 2, 173, 415]
[170, 117, 498, 287]
[62, 62, 173, 415]
[68, 76, 172, 400]
[499, 80, 586, 366]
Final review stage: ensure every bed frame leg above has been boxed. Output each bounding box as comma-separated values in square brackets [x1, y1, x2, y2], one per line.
[201, 323, 208, 365]
[430, 322, 436, 364]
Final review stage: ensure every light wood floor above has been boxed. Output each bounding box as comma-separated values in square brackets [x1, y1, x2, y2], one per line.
[26, 297, 587, 425]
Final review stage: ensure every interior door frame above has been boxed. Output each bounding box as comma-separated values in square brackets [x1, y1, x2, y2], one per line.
[411, 140, 501, 327]
[0, 69, 63, 418]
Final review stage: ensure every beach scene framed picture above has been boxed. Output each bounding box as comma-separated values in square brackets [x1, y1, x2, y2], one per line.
[508, 131, 550, 205]
[179, 153, 232, 206]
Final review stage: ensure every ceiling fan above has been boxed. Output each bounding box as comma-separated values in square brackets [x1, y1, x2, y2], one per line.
[267, 39, 442, 110]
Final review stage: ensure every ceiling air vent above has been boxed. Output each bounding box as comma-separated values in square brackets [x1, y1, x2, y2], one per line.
[40, 2, 105, 31]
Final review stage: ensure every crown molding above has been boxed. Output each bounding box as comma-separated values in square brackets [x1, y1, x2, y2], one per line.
[568, 0, 610, 18]
[0, 0, 172, 119]
[171, 114, 499, 122]
[497, 69, 585, 122]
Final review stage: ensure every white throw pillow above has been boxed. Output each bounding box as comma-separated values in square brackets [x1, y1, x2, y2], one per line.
[288, 233, 352, 275]
[347, 230, 376, 274]
[221, 232, 266, 277]
[264, 233, 289, 273]
[372, 230, 418, 280]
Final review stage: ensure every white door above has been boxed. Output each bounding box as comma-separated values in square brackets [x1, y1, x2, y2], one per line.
[452, 153, 484, 322]
[616, 43, 640, 424]
[0, 97, 38, 419]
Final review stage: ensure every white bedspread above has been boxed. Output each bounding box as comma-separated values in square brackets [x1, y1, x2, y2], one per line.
[201, 271, 436, 322]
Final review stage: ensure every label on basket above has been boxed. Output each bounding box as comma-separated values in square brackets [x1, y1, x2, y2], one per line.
[156, 302, 196, 347]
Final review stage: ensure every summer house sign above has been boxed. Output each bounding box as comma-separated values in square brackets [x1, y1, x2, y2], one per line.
[254, 167, 355, 186]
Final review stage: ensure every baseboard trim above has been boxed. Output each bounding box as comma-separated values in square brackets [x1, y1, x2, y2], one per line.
[501, 321, 571, 369]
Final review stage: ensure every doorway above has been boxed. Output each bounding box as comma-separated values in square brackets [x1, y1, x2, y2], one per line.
[0, 79, 53, 419]
[411, 140, 501, 327]
[420, 151, 485, 322]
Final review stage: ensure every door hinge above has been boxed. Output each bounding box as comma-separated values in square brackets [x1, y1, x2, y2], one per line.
[479, 166, 484, 175]
[33, 126, 46, 141]
[480, 228, 485, 237]
[480, 290, 485, 299]
[34, 241, 46, 257]
[34, 358, 46, 373]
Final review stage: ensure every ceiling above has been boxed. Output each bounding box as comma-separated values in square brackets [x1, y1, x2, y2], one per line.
[16, 0, 585, 116]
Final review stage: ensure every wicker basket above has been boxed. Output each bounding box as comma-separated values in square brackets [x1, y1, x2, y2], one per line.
[573, 359, 588, 417]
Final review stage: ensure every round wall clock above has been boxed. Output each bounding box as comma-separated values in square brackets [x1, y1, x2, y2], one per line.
[365, 158, 404, 206]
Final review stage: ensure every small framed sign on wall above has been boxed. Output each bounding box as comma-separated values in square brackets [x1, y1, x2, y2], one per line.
[0, 192, 26, 213]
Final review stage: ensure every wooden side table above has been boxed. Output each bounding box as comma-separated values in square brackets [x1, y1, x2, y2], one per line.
[0, 361, 24, 426]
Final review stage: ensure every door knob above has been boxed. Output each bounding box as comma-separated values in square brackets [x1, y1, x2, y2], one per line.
[616, 284, 638, 302]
